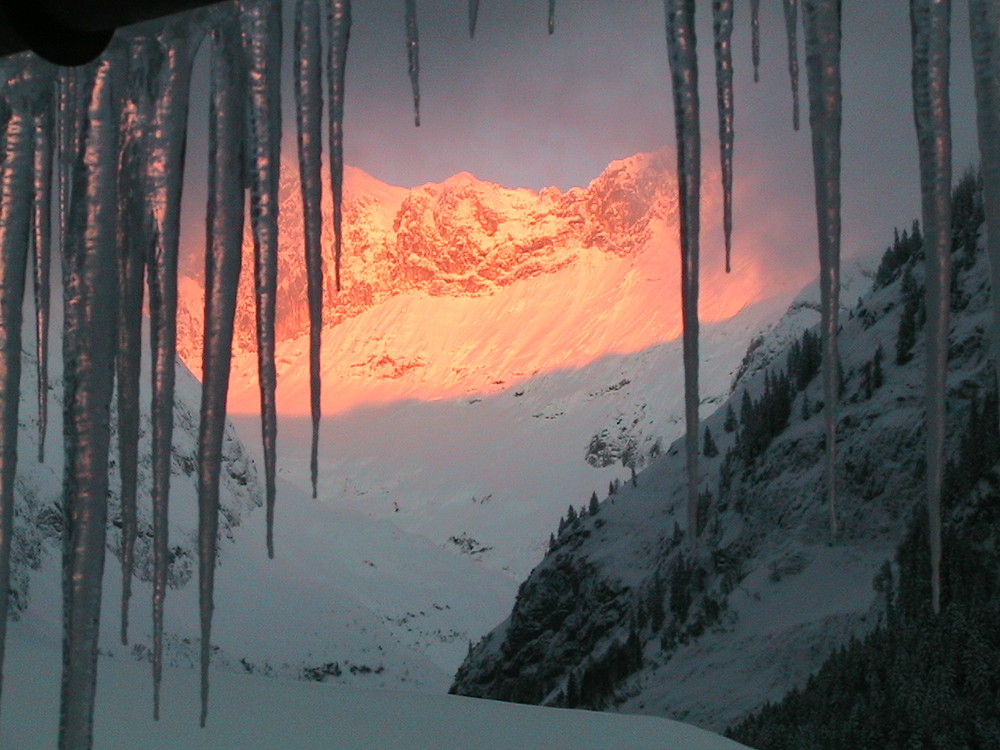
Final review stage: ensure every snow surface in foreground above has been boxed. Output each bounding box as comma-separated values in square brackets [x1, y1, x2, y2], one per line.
[2, 623, 748, 750]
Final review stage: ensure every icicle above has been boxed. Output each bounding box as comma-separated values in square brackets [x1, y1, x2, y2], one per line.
[802, 0, 842, 539]
[711, 0, 735, 272]
[240, 0, 282, 558]
[328, 0, 350, 294]
[58, 48, 122, 750]
[405, 0, 420, 126]
[548, 0, 555, 34]
[469, 0, 480, 37]
[296, 0, 323, 500]
[910, 0, 951, 616]
[115, 33, 158, 648]
[30, 80, 53, 463]
[0, 62, 39, 719]
[326, 0, 351, 496]
[751, 0, 761, 82]
[143, 21, 202, 719]
[969, 1, 1000, 436]
[664, 0, 701, 546]
[782, 0, 801, 130]
[198, 8, 246, 726]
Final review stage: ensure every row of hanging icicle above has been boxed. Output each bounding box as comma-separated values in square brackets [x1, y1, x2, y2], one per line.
[0, 0, 997, 747]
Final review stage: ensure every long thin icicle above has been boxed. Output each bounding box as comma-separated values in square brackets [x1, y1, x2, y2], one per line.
[664, 0, 701, 546]
[910, 0, 951, 616]
[751, 0, 761, 82]
[326, 0, 352, 498]
[144, 22, 201, 719]
[58, 49, 121, 750]
[115, 34, 157, 647]
[296, 0, 323, 500]
[712, 0, 735, 272]
[969, 1, 1000, 436]
[56, 67, 83, 285]
[30, 87, 52, 463]
[405, 0, 420, 127]
[199, 8, 246, 726]
[240, 0, 282, 558]
[328, 0, 351, 293]
[782, 0, 801, 130]
[802, 0, 842, 539]
[0, 63, 37, 719]
[548, 0, 555, 34]
[469, 0, 480, 37]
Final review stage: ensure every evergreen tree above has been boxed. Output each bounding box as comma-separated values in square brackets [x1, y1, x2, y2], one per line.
[703, 426, 719, 458]
[801, 391, 811, 420]
[608, 480, 616, 496]
[873, 344, 884, 388]
[740, 389, 754, 428]
[724, 403, 738, 432]
[896, 265, 919, 365]
[861, 361, 873, 400]
[589, 491, 600, 516]
[566, 505, 577, 525]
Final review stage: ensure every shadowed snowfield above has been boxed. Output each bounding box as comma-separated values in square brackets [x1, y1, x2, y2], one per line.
[3, 622, 748, 750]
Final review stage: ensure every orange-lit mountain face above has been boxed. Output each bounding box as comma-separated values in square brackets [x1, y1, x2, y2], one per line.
[176, 150, 805, 415]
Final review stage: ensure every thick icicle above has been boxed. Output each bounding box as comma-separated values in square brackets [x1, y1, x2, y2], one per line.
[198, 9, 246, 726]
[405, 0, 420, 126]
[802, 0, 842, 538]
[328, 0, 351, 293]
[711, 0, 735, 272]
[144, 21, 202, 719]
[910, 0, 951, 616]
[469, 0, 480, 37]
[30, 81, 53, 463]
[0, 62, 38, 719]
[115, 33, 158, 647]
[240, 0, 282, 557]
[969, 1, 1000, 435]
[751, 0, 761, 82]
[782, 0, 801, 130]
[548, 0, 555, 34]
[295, 0, 323, 499]
[664, 0, 701, 545]
[58, 49, 121, 750]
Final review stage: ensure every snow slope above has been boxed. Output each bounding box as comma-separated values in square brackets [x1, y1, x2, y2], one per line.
[2, 619, 750, 750]
[452, 217, 991, 731]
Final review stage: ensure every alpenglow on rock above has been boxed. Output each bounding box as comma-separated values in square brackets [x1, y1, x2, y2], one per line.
[0, 1, 994, 748]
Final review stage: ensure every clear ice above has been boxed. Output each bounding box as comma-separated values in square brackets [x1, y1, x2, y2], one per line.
[664, 0, 702, 544]
[802, 0, 842, 538]
[910, 0, 952, 616]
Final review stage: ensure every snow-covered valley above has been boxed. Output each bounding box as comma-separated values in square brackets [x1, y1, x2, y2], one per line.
[2, 151, 830, 747]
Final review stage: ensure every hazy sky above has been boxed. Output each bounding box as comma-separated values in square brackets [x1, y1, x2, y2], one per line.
[182, 0, 982, 278]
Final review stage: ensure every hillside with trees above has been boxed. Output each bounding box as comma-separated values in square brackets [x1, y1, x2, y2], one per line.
[451, 173, 1000, 737]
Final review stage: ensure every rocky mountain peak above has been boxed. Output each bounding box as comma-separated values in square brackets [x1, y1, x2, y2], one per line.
[177, 150, 679, 375]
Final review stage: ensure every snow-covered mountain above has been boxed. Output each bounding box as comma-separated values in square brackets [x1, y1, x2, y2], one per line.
[7, 308, 514, 700]
[176, 150, 830, 586]
[177, 149, 810, 413]
[8, 321, 261, 630]
[11, 148, 836, 730]
[450, 204, 993, 731]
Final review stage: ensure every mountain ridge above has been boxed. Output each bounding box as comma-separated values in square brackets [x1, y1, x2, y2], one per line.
[449, 195, 992, 731]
